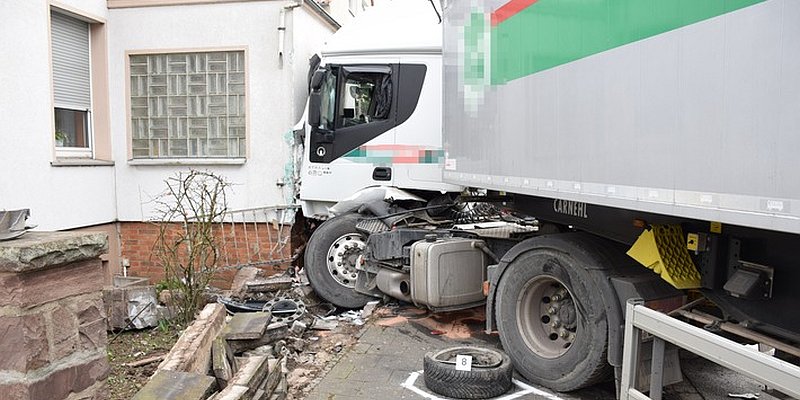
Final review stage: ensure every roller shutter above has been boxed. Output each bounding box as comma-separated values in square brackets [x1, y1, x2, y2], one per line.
[51, 11, 91, 110]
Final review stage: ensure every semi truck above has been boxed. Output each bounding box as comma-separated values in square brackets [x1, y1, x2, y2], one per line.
[299, 0, 800, 393]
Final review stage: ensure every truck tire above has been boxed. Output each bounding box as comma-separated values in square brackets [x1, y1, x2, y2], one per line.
[423, 346, 513, 399]
[304, 213, 374, 309]
[495, 236, 611, 392]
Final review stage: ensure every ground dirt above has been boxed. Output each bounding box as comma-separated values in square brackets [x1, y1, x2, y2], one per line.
[106, 324, 183, 400]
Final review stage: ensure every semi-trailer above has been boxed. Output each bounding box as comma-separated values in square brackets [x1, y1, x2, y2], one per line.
[300, 0, 800, 392]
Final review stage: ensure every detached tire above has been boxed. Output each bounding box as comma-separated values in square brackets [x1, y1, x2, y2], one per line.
[304, 213, 374, 309]
[423, 346, 513, 399]
[495, 234, 611, 392]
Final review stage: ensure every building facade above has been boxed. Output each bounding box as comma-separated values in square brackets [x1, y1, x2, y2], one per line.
[0, 0, 341, 283]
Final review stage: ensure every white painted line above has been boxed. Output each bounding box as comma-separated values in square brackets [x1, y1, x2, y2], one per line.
[512, 378, 565, 400]
[401, 371, 566, 400]
[401, 371, 448, 400]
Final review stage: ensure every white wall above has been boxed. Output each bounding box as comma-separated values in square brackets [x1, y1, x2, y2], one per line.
[107, 2, 335, 221]
[0, 1, 116, 231]
[0, 1, 335, 230]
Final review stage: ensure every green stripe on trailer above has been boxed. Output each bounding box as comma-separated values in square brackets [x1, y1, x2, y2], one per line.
[489, 0, 764, 84]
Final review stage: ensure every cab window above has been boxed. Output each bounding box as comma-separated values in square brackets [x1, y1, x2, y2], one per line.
[337, 72, 391, 128]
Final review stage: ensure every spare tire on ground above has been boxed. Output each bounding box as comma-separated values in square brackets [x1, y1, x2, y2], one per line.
[423, 346, 513, 399]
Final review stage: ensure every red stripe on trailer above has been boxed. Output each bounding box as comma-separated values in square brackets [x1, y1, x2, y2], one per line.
[491, 0, 538, 27]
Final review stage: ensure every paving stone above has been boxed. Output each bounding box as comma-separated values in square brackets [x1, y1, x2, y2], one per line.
[132, 369, 216, 400]
[224, 312, 271, 340]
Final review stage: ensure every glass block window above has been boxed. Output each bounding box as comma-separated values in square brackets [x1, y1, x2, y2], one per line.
[130, 51, 246, 158]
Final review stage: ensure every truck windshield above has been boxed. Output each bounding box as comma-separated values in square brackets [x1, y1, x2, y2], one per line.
[318, 69, 337, 131]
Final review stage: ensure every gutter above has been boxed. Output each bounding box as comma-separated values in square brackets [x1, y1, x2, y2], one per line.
[301, 0, 341, 30]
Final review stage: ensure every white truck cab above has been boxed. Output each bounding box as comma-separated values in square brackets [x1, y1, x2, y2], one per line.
[298, 0, 460, 219]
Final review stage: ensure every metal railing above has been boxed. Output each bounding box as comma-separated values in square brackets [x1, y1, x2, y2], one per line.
[620, 299, 800, 400]
[212, 204, 299, 270]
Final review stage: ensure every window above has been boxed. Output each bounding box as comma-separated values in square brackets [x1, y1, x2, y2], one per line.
[129, 51, 246, 159]
[51, 11, 92, 156]
[337, 72, 391, 128]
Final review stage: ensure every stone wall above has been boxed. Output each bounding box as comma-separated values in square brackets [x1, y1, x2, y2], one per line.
[0, 232, 110, 400]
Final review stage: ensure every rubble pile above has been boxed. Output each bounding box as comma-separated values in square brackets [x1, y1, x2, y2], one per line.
[131, 266, 377, 400]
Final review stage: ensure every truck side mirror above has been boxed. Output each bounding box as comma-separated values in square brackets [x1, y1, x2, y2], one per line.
[309, 92, 321, 127]
[310, 69, 326, 91]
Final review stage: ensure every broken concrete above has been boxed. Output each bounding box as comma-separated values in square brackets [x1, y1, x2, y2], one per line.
[132, 369, 216, 400]
[228, 323, 290, 354]
[159, 303, 226, 374]
[224, 312, 271, 340]
[231, 266, 260, 299]
[246, 276, 293, 293]
[229, 356, 269, 393]
[209, 384, 249, 400]
[212, 336, 237, 389]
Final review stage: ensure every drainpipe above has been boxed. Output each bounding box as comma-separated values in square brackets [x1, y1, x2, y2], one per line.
[279, 2, 302, 59]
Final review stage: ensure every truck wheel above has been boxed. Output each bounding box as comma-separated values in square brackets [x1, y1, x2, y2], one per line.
[423, 346, 513, 399]
[495, 237, 610, 392]
[304, 213, 374, 309]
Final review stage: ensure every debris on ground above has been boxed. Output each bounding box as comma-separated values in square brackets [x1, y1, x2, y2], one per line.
[128, 266, 378, 400]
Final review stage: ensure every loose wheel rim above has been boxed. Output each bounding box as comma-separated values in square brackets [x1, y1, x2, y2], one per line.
[325, 232, 366, 288]
[516, 275, 580, 359]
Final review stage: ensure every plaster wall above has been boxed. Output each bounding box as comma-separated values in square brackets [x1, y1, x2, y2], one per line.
[0, 1, 116, 231]
[107, 2, 334, 221]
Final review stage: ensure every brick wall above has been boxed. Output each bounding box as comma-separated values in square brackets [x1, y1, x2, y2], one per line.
[120, 221, 293, 289]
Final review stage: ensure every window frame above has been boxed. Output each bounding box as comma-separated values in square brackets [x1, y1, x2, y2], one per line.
[125, 47, 249, 163]
[50, 8, 96, 159]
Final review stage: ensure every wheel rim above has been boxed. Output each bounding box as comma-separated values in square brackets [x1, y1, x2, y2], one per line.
[325, 232, 366, 288]
[516, 275, 580, 359]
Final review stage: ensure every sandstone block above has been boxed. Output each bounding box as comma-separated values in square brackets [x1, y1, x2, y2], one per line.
[77, 318, 107, 352]
[0, 313, 48, 372]
[132, 370, 216, 400]
[51, 304, 80, 361]
[210, 384, 249, 400]
[0, 232, 107, 273]
[224, 312, 271, 340]
[227, 323, 289, 354]
[158, 303, 226, 374]
[28, 353, 109, 400]
[212, 336, 237, 389]
[229, 356, 269, 393]
[0, 259, 104, 309]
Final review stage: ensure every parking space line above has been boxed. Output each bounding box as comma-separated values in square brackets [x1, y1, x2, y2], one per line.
[401, 371, 566, 400]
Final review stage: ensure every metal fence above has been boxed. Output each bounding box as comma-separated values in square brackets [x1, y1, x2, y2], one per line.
[620, 299, 800, 400]
[212, 204, 299, 271]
